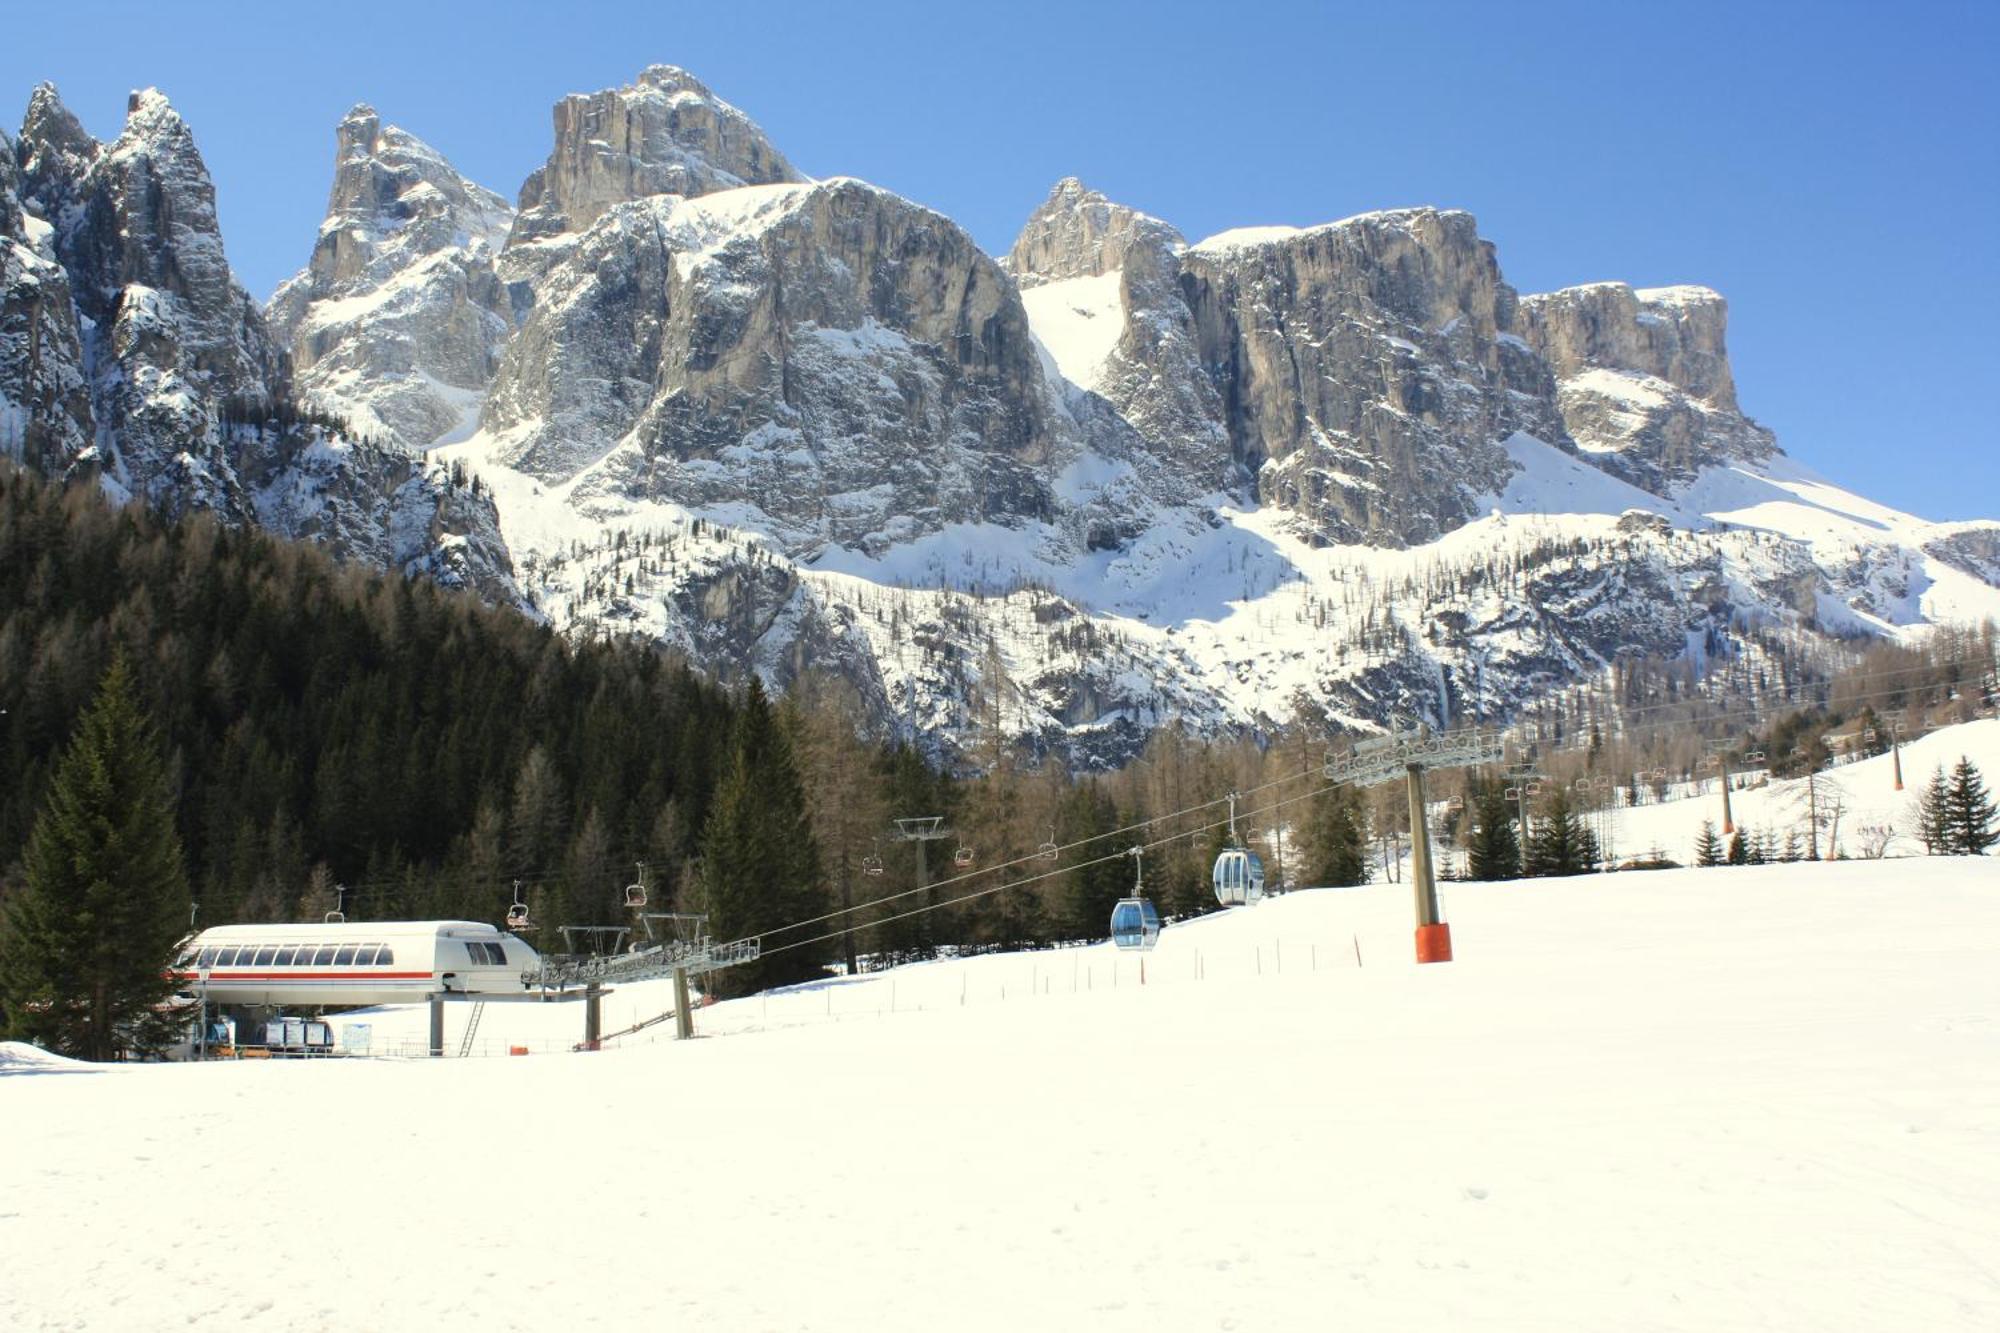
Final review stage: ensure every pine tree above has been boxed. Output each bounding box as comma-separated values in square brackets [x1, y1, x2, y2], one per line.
[1466, 783, 1522, 882]
[698, 678, 831, 996]
[1522, 787, 1601, 877]
[1941, 756, 1997, 856]
[1303, 786, 1368, 887]
[1054, 781, 1126, 942]
[0, 660, 193, 1059]
[1694, 820, 1724, 868]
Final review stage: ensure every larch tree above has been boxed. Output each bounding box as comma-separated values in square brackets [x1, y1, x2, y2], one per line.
[0, 659, 192, 1060]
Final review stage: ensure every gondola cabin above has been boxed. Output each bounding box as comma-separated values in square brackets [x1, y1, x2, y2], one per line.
[172, 921, 541, 1008]
[1212, 848, 1265, 908]
[1109, 896, 1161, 951]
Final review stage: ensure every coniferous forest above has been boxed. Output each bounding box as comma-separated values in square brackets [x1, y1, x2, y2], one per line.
[2, 461, 1995, 1039]
[0, 467, 1324, 1020]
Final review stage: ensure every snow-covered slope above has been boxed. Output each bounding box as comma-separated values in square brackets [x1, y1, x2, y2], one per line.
[6, 858, 1998, 1330]
[1601, 716, 2000, 865]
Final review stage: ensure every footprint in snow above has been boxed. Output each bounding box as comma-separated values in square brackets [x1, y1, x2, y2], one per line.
[1462, 1186, 1489, 1201]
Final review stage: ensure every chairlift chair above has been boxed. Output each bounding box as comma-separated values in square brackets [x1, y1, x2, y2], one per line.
[1446, 796, 1465, 814]
[1037, 826, 1059, 862]
[1745, 750, 1767, 763]
[1504, 787, 1522, 801]
[953, 844, 975, 869]
[862, 840, 885, 877]
[505, 880, 532, 931]
[624, 881, 647, 910]
[1525, 780, 1547, 797]
[323, 910, 345, 924]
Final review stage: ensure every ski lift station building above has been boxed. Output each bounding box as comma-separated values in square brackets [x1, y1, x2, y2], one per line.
[173, 921, 542, 1008]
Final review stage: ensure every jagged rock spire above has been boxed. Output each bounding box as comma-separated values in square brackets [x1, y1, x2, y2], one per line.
[264, 103, 515, 451]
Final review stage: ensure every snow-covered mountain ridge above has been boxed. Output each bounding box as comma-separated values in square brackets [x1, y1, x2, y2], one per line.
[1, 86, 514, 600]
[5, 69, 1996, 765]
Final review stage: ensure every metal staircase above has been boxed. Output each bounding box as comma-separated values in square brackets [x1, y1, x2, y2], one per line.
[457, 1002, 486, 1057]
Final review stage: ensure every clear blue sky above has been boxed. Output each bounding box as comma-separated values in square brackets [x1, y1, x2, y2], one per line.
[6, 0, 1996, 518]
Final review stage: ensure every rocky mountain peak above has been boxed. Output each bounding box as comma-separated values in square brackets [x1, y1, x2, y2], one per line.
[507, 65, 804, 245]
[1006, 176, 1183, 287]
[265, 107, 515, 451]
[16, 83, 98, 213]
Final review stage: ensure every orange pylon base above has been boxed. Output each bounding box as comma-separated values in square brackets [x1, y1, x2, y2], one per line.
[1415, 923, 1454, 964]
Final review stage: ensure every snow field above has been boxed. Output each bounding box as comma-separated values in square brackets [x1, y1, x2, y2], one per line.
[3, 858, 1998, 1331]
[1590, 717, 2000, 867]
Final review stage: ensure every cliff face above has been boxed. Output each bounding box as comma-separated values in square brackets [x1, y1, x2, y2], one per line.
[265, 105, 516, 452]
[1518, 281, 1775, 492]
[1177, 209, 1568, 545]
[0, 123, 92, 472]
[1007, 179, 1233, 519]
[483, 178, 1054, 555]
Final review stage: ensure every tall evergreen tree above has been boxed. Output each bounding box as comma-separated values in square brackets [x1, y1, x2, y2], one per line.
[0, 660, 192, 1059]
[1302, 786, 1369, 887]
[1941, 756, 1997, 855]
[698, 678, 831, 996]
[1467, 782, 1522, 882]
[1054, 781, 1127, 942]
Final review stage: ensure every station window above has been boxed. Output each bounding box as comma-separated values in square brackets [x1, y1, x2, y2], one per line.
[360, 946, 383, 966]
[275, 948, 299, 966]
[376, 946, 394, 966]
[197, 948, 218, 967]
[312, 946, 337, 966]
[252, 947, 277, 967]
[215, 948, 240, 966]
[333, 946, 357, 966]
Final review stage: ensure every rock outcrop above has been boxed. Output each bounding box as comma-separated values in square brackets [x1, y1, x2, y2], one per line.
[1179, 209, 1568, 545]
[1519, 281, 1776, 493]
[266, 104, 515, 451]
[482, 178, 1054, 555]
[1007, 179, 1232, 520]
[0, 123, 92, 471]
[508, 65, 802, 247]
